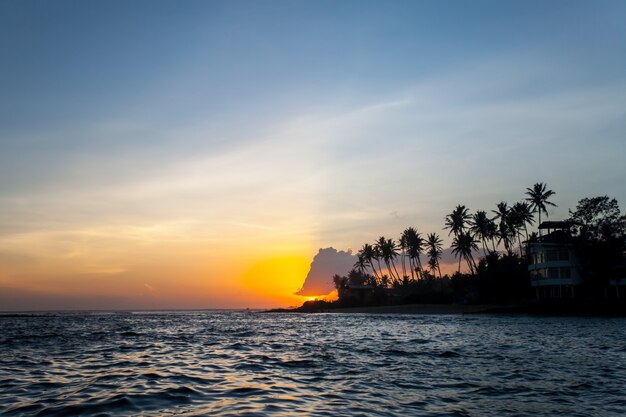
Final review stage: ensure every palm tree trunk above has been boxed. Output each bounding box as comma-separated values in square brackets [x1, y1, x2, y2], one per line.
[466, 257, 473, 275]
[391, 260, 401, 282]
[538, 210, 542, 236]
[416, 256, 423, 279]
[369, 261, 380, 281]
[384, 261, 396, 283]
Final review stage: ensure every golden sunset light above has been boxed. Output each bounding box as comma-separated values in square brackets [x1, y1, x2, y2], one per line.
[0, 0, 625, 314]
[2, 2, 626, 417]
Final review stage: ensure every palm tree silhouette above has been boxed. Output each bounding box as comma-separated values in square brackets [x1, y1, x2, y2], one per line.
[485, 217, 498, 253]
[469, 210, 492, 256]
[386, 238, 401, 282]
[357, 243, 381, 282]
[402, 227, 424, 280]
[512, 201, 534, 240]
[493, 201, 514, 255]
[380, 274, 391, 288]
[525, 182, 557, 232]
[511, 201, 535, 256]
[373, 241, 384, 280]
[451, 232, 479, 274]
[444, 205, 471, 237]
[399, 231, 409, 280]
[426, 233, 443, 278]
[375, 237, 401, 283]
[353, 253, 368, 274]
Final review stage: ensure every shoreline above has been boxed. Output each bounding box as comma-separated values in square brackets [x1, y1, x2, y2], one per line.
[266, 303, 502, 315]
[327, 303, 500, 315]
[267, 302, 626, 316]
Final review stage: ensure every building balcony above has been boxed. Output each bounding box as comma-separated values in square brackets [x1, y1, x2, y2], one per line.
[530, 276, 582, 287]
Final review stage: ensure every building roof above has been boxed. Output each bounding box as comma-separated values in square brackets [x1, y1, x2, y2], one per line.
[346, 284, 374, 290]
[538, 220, 573, 230]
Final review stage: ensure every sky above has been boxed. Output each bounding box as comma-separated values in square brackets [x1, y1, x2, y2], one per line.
[1, 0, 625, 310]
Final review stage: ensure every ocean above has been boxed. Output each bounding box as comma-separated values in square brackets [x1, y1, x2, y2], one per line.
[1, 311, 625, 416]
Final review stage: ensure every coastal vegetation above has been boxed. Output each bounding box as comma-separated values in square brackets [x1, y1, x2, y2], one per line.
[298, 183, 626, 314]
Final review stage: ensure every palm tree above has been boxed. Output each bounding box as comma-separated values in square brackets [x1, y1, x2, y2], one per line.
[511, 201, 535, 256]
[427, 257, 439, 278]
[512, 201, 535, 241]
[493, 202, 514, 255]
[469, 210, 492, 256]
[444, 205, 471, 237]
[357, 243, 381, 282]
[384, 238, 401, 283]
[375, 236, 400, 283]
[486, 218, 498, 253]
[399, 231, 409, 280]
[380, 274, 391, 288]
[373, 241, 384, 279]
[402, 227, 424, 280]
[426, 233, 443, 278]
[410, 232, 425, 280]
[451, 232, 479, 274]
[525, 182, 557, 232]
[353, 253, 368, 273]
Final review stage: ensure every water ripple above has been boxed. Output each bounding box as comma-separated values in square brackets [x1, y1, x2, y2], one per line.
[1, 312, 625, 416]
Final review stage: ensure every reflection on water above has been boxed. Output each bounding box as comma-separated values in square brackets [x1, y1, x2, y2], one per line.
[1, 312, 625, 416]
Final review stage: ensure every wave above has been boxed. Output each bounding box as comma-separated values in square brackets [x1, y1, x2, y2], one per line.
[0, 312, 624, 417]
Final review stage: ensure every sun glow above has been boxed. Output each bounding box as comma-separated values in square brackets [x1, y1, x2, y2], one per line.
[240, 255, 312, 306]
[302, 290, 338, 303]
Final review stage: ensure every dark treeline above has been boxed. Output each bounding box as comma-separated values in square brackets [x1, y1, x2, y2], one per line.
[310, 183, 626, 310]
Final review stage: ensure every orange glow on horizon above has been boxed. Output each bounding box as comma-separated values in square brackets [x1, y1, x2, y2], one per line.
[0, 218, 325, 309]
[240, 255, 311, 306]
[302, 290, 338, 303]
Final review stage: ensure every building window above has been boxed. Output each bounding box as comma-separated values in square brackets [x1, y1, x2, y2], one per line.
[532, 252, 544, 264]
[560, 267, 571, 278]
[546, 250, 559, 262]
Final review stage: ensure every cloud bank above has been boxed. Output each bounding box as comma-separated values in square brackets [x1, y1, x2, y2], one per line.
[296, 248, 356, 296]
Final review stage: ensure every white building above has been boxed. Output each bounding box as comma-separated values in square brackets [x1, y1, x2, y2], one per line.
[528, 221, 582, 299]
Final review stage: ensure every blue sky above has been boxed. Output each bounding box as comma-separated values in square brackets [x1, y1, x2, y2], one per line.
[1, 0, 626, 308]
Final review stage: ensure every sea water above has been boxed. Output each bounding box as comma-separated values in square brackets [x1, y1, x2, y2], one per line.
[1, 311, 625, 416]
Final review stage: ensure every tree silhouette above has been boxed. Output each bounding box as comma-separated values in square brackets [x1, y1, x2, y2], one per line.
[451, 232, 479, 274]
[353, 253, 367, 273]
[525, 182, 556, 231]
[444, 205, 471, 237]
[402, 227, 424, 280]
[385, 238, 401, 283]
[426, 233, 443, 278]
[470, 210, 493, 256]
[357, 243, 381, 282]
[375, 237, 400, 283]
[569, 196, 626, 241]
[512, 201, 534, 240]
[493, 202, 514, 255]
[399, 231, 409, 280]
[510, 201, 535, 256]
[568, 196, 626, 289]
